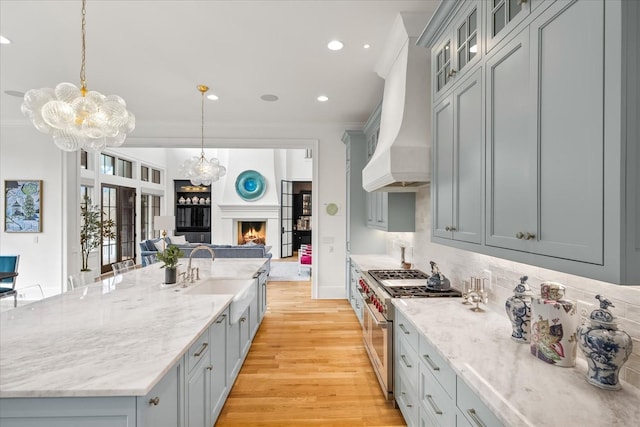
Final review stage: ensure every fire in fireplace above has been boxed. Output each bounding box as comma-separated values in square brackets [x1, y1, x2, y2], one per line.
[237, 221, 266, 245]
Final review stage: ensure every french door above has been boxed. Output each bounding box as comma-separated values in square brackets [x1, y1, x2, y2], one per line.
[101, 185, 136, 273]
[280, 180, 293, 258]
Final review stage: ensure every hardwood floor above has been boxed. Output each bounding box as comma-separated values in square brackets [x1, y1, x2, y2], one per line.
[215, 280, 406, 426]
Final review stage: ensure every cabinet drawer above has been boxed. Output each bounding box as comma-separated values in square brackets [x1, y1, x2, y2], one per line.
[186, 329, 210, 374]
[420, 363, 455, 427]
[396, 310, 419, 351]
[419, 335, 455, 397]
[396, 335, 419, 390]
[396, 370, 419, 427]
[457, 377, 504, 427]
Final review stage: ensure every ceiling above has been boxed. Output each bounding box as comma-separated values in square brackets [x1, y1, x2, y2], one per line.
[0, 1, 438, 143]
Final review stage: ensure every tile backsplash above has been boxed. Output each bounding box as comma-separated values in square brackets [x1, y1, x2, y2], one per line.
[387, 187, 640, 389]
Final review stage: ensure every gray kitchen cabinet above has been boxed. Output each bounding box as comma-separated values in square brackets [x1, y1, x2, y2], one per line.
[487, 0, 604, 264]
[137, 360, 184, 427]
[185, 337, 211, 427]
[227, 305, 251, 385]
[431, 0, 482, 102]
[348, 260, 364, 326]
[421, 0, 640, 284]
[432, 67, 482, 245]
[210, 308, 229, 423]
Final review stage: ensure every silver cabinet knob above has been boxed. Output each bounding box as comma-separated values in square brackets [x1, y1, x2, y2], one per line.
[447, 69, 458, 77]
[206, 365, 213, 371]
[516, 231, 536, 240]
[516, 232, 524, 239]
[149, 397, 160, 406]
[445, 226, 457, 232]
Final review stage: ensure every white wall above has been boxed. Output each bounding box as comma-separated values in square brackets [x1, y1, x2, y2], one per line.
[0, 125, 66, 297]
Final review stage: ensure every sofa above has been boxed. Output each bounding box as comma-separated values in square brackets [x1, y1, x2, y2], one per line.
[139, 238, 272, 274]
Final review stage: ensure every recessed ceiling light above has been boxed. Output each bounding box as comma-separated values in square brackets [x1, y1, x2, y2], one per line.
[327, 40, 344, 51]
[207, 93, 219, 101]
[317, 95, 329, 102]
[363, 44, 371, 49]
[260, 94, 279, 102]
[0, 35, 11, 45]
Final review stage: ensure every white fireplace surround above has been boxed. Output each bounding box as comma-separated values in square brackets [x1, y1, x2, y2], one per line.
[217, 204, 280, 258]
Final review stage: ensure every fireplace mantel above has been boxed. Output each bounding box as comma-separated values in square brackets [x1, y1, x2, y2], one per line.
[218, 204, 279, 213]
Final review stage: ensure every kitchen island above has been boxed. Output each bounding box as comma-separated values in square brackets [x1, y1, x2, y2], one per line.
[0, 258, 267, 426]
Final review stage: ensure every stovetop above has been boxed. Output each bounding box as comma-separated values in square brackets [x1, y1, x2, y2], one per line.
[367, 269, 429, 281]
[367, 269, 462, 299]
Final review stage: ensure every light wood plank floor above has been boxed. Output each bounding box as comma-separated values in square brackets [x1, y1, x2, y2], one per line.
[215, 280, 406, 426]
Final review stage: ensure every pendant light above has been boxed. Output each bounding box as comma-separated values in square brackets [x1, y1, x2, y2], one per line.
[21, 0, 135, 152]
[179, 85, 226, 186]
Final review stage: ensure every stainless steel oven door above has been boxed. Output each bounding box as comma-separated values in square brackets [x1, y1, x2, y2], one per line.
[363, 301, 392, 399]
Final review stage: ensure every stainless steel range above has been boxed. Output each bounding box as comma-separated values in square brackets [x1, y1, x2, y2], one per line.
[358, 268, 461, 400]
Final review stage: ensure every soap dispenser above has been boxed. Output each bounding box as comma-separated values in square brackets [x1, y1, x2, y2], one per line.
[505, 276, 533, 343]
[577, 295, 633, 390]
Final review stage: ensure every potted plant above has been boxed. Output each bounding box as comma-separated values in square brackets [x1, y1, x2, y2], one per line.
[80, 196, 115, 272]
[156, 245, 184, 284]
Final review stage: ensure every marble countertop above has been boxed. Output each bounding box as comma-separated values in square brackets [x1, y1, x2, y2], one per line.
[0, 258, 267, 398]
[393, 299, 640, 426]
[352, 254, 640, 426]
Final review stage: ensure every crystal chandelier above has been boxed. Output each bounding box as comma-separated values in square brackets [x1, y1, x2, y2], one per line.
[179, 85, 226, 186]
[21, 0, 135, 152]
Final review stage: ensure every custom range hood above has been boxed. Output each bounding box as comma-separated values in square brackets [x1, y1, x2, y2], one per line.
[362, 12, 430, 192]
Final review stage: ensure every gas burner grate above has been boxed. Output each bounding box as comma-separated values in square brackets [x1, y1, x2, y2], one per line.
[368, 269, 429, 281]
[383, 285, 462, 298]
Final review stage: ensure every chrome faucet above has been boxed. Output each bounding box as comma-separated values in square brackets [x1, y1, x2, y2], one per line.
[187, 245, 215, 282]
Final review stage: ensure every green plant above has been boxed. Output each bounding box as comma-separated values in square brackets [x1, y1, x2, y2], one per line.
[80, 196, 116, 271]
[156, 245, 184, 269]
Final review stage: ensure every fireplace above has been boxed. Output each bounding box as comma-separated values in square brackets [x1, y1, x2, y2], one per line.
[237, 221, 266, 245]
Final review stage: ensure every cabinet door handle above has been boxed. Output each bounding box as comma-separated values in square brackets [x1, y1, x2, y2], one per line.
[240, 317, 247, 323]
[447, 69, 457, 77]
[516, 231, 536, 240]
[193, 342, 209, 357]
[216, 314, 227, 324]
[148, 396, 160, 406]
[206, 365, 213, 371]
[399, 324, 410, 335]
[423, 354, 441, 371]
[400, 354, 412, 368]
[401, 392, 413, 408]
[426, 394, 443, 415]
[467, 409, 487, 427]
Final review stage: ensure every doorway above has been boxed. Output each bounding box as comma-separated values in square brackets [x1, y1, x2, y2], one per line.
[101, 185, 137, 274]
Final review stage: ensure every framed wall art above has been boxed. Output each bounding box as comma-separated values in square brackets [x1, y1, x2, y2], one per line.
[4, 180, 43, 232]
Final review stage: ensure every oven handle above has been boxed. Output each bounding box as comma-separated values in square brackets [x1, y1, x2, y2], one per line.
[364, 302, 388, 327]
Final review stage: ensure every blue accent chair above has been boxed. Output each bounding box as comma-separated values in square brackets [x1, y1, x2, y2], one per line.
[0, 255, 20, 308]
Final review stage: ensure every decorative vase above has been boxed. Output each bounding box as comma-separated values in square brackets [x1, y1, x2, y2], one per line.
[165, 267, 177, 285]
[191, 196, 199, 204]
[179, 196, 186, 205]
[505, 276, 533, 343]
[530, 282, 578, 367]
[577, 295, 633, 390]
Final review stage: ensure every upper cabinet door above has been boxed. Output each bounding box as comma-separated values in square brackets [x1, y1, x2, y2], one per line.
[432, 95, 455, 239]
[529, 0, 604, 264]
[432, 1, 482, 101]
[485, 29, 536, 252]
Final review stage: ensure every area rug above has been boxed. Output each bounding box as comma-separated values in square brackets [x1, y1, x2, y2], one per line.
[268, 261, 310, 281]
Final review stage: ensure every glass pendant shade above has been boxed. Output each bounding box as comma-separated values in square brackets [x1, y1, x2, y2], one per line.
[22, 82, 135, 152]
[21, 1, 134, 152]
[180, 85, 226, 186]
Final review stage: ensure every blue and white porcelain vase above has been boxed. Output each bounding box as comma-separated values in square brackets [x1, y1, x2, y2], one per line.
[530, 282, 578, 367]
[577, 295, 633, 390]
[505, 276, 533, 343]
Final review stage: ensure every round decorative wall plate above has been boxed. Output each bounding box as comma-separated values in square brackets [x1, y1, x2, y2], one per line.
[235, 170, 266, 201]
[326, 203, 339, 216]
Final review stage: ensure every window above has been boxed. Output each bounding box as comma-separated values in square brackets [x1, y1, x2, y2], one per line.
[152, 169, 161, 184]
[141, 166, 149, 182]
[80, 150, 88, 170]
[140, 194, 162, 240]
[100, 154, 115, 175]
[80, 185, 92, 208]
[117, 158, 133, 178]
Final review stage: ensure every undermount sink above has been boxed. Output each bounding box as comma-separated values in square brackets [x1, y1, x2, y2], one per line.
[181, 278, 256, 323]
